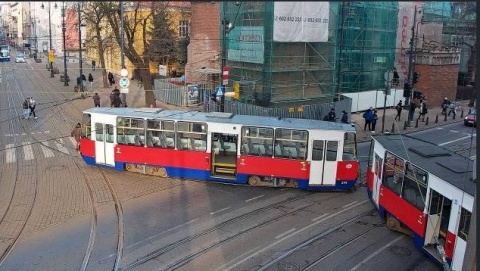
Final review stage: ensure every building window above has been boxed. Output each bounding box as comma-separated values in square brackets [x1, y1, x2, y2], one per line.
[178, 20, 189, 38]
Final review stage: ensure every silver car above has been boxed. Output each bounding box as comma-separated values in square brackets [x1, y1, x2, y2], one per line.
[15, 53, 26, 63]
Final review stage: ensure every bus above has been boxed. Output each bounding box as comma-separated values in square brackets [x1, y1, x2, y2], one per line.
[366, 134, 473, 270]
[79, 107, 359, 191]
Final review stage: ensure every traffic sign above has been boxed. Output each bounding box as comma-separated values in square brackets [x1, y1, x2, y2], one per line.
[48, 50, 54, 63]
[120, 88, 129, 94]
[119, 77, 130, 88]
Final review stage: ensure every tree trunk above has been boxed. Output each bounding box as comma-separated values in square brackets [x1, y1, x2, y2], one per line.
[140, 67, 155, 107]
[95, 29, 110, 89]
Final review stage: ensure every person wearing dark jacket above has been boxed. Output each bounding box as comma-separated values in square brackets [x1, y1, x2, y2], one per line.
[341, 110, 348, 123]
[327, 108, 336, 122]
[371, 109, 378, 132]
[395, 100, 403, 121]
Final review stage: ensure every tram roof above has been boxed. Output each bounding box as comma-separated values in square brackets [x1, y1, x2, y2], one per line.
[373, 134, 475, 196]
[83, 107, 356, 132]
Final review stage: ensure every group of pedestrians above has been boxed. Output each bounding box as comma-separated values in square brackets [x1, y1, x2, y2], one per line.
[441, 97, 458, 117]
[362, 107, 378, 132]
[322, 108, 350, 124]
[21, 97, 38, 119]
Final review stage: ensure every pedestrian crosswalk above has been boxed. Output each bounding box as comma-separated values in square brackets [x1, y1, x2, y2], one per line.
[4, 137, 78, 163]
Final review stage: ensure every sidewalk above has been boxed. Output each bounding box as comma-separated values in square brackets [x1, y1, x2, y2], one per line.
[350, 100, 472, 143]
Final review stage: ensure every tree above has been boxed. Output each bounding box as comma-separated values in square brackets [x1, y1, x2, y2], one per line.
[145, 4, 177, 74]
[83, 2, 116, 89]
[98, 1, 157, 106]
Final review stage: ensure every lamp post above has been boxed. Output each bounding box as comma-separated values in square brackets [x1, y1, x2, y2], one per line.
[61, 2, 68, 86]
[407, 6, 422, 106]
[120, 1, 127, 107]
[77, 2, 84, 92]
[41, 2, 57, 78]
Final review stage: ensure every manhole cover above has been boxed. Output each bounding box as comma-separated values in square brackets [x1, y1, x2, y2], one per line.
[47, 165, 67, 171]
[390, 245, 412, 257]
[278, 261, 300, 271]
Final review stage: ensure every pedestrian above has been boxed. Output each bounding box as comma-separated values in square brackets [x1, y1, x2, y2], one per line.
[92, 92, 101, 107]
[417, 98, 428, 122]
[91, 60, 96, 71]
[22, 98, 30, 119]
[371, 109, 378, 132]
[81, 73, 86, 82]
[394, 100, 403, 121]
[408, 99, 417, 122]
[327, 108, 336, 122]
[71, 123, 82, 150]
[108, 72, 115, 86]
[88, 73, 94, 88]
[28, 97, 38, 119]
[448, 101, 456, 117]
[441, 97, 450, 116]
[362, 107, 374, 131]
[341, 110, 348, 123]
[111, 87, 121, 107]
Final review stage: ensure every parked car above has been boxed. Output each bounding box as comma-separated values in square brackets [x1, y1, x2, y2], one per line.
[464, 108, 476, 126]
[15, 53, 26, 63]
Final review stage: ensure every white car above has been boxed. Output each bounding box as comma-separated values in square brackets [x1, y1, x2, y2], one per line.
[15, 53, 26, 63]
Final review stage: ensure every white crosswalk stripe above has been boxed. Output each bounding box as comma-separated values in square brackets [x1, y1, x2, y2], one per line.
[54, 139, 70, 155]
[40, 141, 55, 158]
[23, 142, 34, 160]
[6, 144, 16, 163]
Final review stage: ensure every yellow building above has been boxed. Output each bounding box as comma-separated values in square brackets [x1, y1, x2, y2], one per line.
[85, 2, 191, 79]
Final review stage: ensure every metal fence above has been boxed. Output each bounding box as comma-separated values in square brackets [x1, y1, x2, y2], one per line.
[153, 78, 353, 122]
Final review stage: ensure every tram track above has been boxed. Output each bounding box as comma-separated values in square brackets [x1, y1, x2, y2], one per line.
[122, 191, 360, 271]
[0, 62, 40, 268]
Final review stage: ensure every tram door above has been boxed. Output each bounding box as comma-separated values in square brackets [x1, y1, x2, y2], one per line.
[309, 140, 339, 186]
[94, 123, 115, 166]
[425, 190, 452, 247]
[210, 133, 238, 178]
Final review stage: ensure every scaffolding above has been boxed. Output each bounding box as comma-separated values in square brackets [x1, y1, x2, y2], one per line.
[223, 2, 398, 107]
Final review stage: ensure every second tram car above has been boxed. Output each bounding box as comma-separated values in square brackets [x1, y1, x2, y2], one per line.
[366, 134, 473, 270]
[0, 44, 10, 62]
[79, 108, 359, 191]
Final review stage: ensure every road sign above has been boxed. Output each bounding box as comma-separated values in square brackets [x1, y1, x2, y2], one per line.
[119, 77, 130, 88]
[120, 88, 129, 94]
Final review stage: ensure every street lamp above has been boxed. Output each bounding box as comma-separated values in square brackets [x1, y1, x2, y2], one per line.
[41, 2, 57, 78]
[77, 2, 84, 92]
[61, 2, 68, 86]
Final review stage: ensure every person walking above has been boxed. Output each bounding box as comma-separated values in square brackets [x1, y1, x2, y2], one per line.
[28, 97, 38, 119]
[91, 60, 96, 71]
[341, 110, 349, 123]
[22, 98, 30, 119]
[371, 109, 378, 132]
[408, 99, 417, 122]
[88, 73, 94, 88]
[363, 107, 374, 131]
[417, 98, 428, 122]
[394, 100, 403, 121]
[441, 97, 450, 116]
[448, 100, 457, 118]
[71, 123, 82, 150]
[108, 72, 115, 86]
[92, 92, 101, 107]
[327, 108, 336, 122]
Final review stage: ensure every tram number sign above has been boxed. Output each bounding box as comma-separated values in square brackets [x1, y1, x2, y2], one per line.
[119, 77, 130, 89]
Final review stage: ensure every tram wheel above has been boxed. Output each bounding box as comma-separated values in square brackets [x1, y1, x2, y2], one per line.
[248, 176, 261, 186]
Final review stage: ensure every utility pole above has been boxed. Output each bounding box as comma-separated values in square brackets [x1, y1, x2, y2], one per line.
[220, 2, 228, 113]
[45, 2, 54, 78]
[77, 2, 84, 92]
[336, 1, 345, 101]
[62, 1, 68, 86]
[120, 1, 127, 107]
[407, 6, 418, 105]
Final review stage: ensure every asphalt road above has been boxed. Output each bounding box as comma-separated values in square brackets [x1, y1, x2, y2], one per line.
[0, 57, 446, 271]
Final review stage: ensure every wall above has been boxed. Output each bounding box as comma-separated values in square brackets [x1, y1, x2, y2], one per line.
[414, 64, 460, 106]
[342, 89, 406, 113]
[185, 2, 220, 84]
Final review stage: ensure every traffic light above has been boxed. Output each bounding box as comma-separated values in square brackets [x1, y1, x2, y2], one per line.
[403, 83, 411, 98]
[412, 72, 420, 84]
[233, 82, 240, 100]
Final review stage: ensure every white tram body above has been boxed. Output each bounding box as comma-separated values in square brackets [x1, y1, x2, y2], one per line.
[79, 108, 359, 191]
[366, 134, 474, 270]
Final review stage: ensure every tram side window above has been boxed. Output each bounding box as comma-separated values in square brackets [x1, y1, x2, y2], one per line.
[274, 128, 308, 160]
[146, 120, 175, 149]
[326, 141, 338, 161]
[241, 126, 274, 157]
[342, 132, 357, 160]
[458, 208, 471, 241]
[177, 121, 207, 151]
[374, 154, 383, 179]
[82, 113, 92, 139]
[382, 152, 404, 196]
[105, 124, 114, 143]
[312, 140, 324, 161]
[401, 162, 428, 211]
[117, 117, 145, 146]
[367, 139, 374, 168]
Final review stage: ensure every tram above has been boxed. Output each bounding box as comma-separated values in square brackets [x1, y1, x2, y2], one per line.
[79, 107, 359, 191]
[366, 134, 474, 270]
[0, 44, 10, 62]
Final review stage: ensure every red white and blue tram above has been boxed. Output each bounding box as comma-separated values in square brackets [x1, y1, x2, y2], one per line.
[79, 107, 359, 191]
[366, 134, 474, 270]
